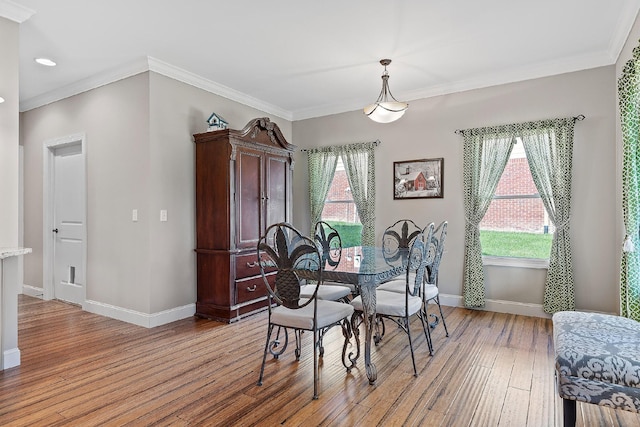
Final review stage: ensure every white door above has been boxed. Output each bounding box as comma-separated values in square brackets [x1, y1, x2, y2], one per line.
[51, 143, 85, 305]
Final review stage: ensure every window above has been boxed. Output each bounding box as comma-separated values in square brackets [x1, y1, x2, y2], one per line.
[479, 138, 553, 262]
[321, 158, 362, 247]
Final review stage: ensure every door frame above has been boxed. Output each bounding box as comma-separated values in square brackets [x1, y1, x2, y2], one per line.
[43, 133, 87, 304]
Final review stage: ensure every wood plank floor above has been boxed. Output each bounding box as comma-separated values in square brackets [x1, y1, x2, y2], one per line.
[2, 295, 640, 426]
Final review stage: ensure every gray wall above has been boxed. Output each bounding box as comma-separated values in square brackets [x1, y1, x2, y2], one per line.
[292, 66, 617, 315]
[22, 73, 152, 312]
[0, 17, 19, 247]
[21, 70, 292, 318]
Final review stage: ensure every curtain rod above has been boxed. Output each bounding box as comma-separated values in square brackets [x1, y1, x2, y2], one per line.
[299, 139, 381, 152]
[454, 114, 586, 135]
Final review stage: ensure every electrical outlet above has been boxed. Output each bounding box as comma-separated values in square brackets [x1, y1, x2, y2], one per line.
[160, 210, 167, 222]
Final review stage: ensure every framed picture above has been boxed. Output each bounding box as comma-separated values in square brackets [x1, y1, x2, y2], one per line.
[393, 158, 444, 199]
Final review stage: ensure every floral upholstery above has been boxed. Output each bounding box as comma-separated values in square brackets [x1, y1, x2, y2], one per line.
[553, 311, 640, 413]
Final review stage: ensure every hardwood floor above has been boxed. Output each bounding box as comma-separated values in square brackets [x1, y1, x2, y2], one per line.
[2, 295, 639, 426]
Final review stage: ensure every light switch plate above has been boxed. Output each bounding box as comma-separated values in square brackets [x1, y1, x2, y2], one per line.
[160, 210, 167, 222]
[132, 209, 138, 222]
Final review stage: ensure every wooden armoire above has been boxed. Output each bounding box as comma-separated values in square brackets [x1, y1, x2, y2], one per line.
[193, 117, 295, 322]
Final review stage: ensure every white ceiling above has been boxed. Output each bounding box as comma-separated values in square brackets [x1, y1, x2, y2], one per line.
[3, 0, 640, 120]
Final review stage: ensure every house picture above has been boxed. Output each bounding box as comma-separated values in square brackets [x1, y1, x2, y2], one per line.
[398, 169, 426, 191]
[2, 1, 640, 425]
[394, 158, 443, 199]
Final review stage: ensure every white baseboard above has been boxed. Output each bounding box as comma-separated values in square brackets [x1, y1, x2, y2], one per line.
[439, 294, 551, 319]
[22, 284, 44, 298]
[21, 286, 195, 328]
[3, 348, 20, 369]
[83, 300, 196, 328]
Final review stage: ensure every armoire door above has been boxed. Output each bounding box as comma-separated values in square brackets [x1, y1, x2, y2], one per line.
[265, 154, 289, 228]
[236, 148, 263, 249]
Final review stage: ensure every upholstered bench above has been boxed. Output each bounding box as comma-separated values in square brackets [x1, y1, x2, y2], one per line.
[552, 311, 640, 426]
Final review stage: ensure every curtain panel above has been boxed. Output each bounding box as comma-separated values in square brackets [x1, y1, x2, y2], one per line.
[461, 130, 514, 308]
[619, 43, 640, 321]
[334, 142, 377, 246]
[306, 142, 377, 246]
[520, 118, 576, 313]
[306, 148, 338, 235]
[459, 117, 578, 313]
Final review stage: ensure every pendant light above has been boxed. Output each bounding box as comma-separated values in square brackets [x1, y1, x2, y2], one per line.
[363, 59, 408, 123]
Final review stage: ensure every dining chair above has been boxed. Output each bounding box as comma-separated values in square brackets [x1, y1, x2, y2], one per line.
[381, 219, 423, 263]
[366, 219, 422, 345]
[378, 221, 449, 354]
[300, 221, 352, 301]
[256, 222, 354, 399]
[423, 220, 449, 339]
[298, 221, 352, 356]
[350, 224, 434, 376]
[378, 221, 436, 294]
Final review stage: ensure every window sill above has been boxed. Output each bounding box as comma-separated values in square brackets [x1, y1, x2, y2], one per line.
[482, 256, 549, 269]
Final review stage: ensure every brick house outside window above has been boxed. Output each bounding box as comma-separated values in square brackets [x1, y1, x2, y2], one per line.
[480, 141, 554, 234]
[321, 164, 360, 224]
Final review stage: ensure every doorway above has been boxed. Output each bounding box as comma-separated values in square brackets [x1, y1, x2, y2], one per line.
[43, 133, 87, 306]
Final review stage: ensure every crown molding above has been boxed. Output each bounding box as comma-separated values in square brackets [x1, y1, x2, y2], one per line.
[0, 0, 35, 23]
[403, 49, 614, 101]
[291, 50, 615, 121]
[19, 57, 150, 111]
[20, 55, 293, 120]
[147, 57, 292, 121]
[607, 0, 640, 63]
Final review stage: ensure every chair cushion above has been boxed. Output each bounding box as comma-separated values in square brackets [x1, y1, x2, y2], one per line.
[300, 284, 351, 301]
[377, 280, 439, 301]
[271, 299, 354, 330]
[327, 281, 356, 293]
[351, 290, 422, 317]
[380, 272, 417, 286]
[378, 274, 426, 294]
[553, 311, 640, 411]
[377, 279, 406, 293]
[424, 284, 439, 300]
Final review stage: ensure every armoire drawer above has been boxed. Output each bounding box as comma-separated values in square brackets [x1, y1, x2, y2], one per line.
[236, 275, 269, 304]
[235, 252, 275, 279]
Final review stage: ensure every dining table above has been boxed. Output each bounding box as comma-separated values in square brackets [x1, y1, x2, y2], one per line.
[306, 245, 409, 384]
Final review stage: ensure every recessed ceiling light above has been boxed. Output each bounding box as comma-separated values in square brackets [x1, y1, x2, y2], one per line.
[35, 58, 56, 67]
[0, 97, 4, 103]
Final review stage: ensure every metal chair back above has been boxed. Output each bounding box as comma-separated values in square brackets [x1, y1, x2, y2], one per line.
[405, 222, 435, 297]
[426, 221, 447, 285]
[258, 222, 322, 309]
[314, 221, 342, 270]
[382, 219, 422, 262]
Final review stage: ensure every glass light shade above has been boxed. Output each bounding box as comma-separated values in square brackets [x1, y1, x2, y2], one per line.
[0, 97, 4, 104]
[363, 101, 408, 123]
[364, 59, 408, 123]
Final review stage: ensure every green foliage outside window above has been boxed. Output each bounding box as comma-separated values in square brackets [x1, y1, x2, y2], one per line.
[480, 230, 552, 259]
[324, 220, 362, 248]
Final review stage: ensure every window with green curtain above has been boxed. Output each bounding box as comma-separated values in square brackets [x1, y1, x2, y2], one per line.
[459, 117, 577, 314]
[307, 142, 377, 246]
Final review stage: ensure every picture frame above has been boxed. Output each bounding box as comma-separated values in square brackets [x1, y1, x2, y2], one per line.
[393, 158, 444, 199]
